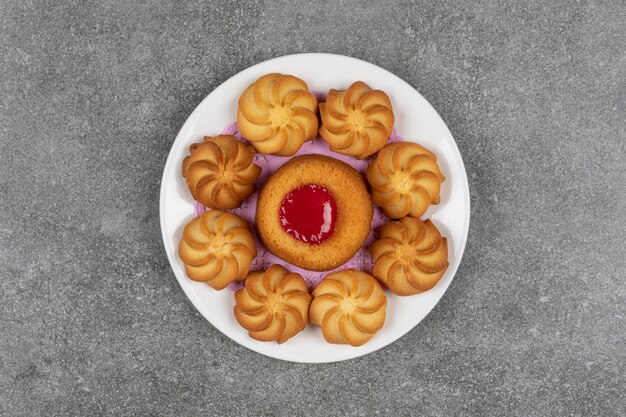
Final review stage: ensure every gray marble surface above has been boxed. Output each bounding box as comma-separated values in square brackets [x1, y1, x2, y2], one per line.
[1, 0, 625, 416]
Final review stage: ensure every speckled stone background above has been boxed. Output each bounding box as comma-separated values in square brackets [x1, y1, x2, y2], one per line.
[1, 0, 625, 416]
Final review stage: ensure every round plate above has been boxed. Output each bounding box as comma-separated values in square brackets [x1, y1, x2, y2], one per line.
[160, 53, 470, 363]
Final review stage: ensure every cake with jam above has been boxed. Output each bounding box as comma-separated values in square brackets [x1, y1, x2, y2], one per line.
[255, 154, 373, 271]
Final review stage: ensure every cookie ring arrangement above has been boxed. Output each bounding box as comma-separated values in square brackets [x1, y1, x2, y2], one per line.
[176, 74, 451, 347]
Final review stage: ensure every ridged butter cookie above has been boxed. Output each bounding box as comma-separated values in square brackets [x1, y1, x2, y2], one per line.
[178, 210, 256, 290]
[370, 217, 448, 296]
[320, 81, 394, 159]
[237, 73, 318, 156]
[309, 270, 387, 346]
[182, 135, 261, 210]
[366, 142, 444, 219]
[234, 264, 311, 344]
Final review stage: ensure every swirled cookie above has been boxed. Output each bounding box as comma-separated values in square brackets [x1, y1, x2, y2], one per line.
[370, 217, 448, 296]
[319, 81, 394, 159]
[234, 265, 312, 344]
[256, 155, 373, 271]
[182, 135, 261, 210]
[309, 270, 387, 346]
[366, 142, 445, 219]
[237, 73, 319, 156]
[178, 210, 256, 290]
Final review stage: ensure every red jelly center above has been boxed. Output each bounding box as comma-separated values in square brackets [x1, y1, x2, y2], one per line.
[279, 184, 337, 244]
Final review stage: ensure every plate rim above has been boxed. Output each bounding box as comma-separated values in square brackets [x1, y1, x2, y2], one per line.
[159, 52, 471, 363]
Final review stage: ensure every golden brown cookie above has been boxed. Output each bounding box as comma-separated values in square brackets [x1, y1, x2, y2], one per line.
[234, 265, 312, 344]
[309, 270, 387, 346]
[370, 217, 448, 296]
[256, 155, 373, 271]
[237, 73, 319, 156]
[319, 81, 394, 159]
[182, 135, 261, 210]
[178, 210, 256, 290]
[366, 142, 445, 219]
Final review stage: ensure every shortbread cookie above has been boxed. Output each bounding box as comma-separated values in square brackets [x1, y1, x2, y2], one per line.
[234, 265, 312, 344]
[366, 142, 445, 219]
[178, 210, 256, 290]
[182, 135, 261, 210]
[319, 81, 394, 159]
[309, 270, 386, 346]
[370, 217, 448, 296]
[237, 73, 318, 156]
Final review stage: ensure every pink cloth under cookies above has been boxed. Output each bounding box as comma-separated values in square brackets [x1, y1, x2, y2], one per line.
[195, 120, 401, 291]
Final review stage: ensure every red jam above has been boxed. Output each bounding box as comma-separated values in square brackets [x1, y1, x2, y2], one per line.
[279, 184, 337, 244]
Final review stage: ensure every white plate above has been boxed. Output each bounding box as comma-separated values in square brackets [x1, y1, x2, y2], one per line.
[160, 53, 470, 363]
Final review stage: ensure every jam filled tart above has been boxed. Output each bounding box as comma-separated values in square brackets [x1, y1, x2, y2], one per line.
[256, 155, 373, 271]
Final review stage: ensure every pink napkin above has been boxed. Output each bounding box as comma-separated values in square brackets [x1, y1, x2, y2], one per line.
[195, 100, 401, 290]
